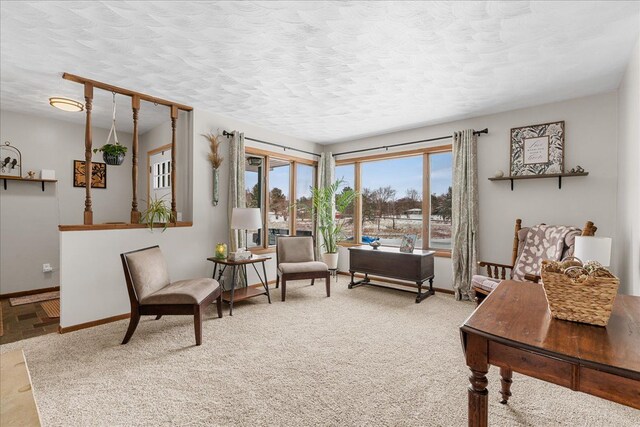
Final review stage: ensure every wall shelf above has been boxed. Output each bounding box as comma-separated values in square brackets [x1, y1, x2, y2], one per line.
[1, 175, 58, 192]
[488, 172, 588, 190]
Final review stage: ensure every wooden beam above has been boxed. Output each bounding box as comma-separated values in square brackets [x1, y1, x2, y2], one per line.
[170, 105, 178, 221]
[63, 73, 192, 111]
[83, 83, 93, 225]
[130, 95, 141, 223]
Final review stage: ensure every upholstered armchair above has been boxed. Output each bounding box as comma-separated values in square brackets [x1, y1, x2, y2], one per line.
[472, 219, 597, 305]
[275, 236, 331, 302]
[120, 246, 222, 345]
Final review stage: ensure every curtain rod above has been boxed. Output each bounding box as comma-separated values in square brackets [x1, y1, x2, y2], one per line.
[332, 128, 488, 157]
[222, 130, 321, 158]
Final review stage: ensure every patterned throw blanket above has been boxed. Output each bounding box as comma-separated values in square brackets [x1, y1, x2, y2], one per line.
[512, 224, 580, 281]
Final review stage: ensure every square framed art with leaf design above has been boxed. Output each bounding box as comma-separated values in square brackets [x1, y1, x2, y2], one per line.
[73, 160, 107, 189]
[510, 121, 564, 176]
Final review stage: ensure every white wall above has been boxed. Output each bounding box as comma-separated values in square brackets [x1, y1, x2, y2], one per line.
[0, 110, 133, 294]
[615, 37, 640, 296]
[59, 108, 321, 327]
[329, 92, 620, 292]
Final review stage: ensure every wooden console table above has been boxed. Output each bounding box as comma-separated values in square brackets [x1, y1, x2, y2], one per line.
[460, 280, 640, 426]
[348, 245, 435, 303]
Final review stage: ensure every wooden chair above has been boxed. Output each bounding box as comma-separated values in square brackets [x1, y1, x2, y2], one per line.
[473, 219, 597, 305]
[275, 236, 331, 302]
[120, 246, 222, 346]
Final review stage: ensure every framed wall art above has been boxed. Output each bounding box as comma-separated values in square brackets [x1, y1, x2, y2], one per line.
[510, 121, 564, 176]
[73, 160, 107, 189]
[399, 234, 417, 253]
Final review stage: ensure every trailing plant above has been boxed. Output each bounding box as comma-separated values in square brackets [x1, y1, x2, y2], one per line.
[202, 132, 224, 169]
[141, 196, 174, 231]
[93, 143, 128, 156]
[311, 179, 357, 254]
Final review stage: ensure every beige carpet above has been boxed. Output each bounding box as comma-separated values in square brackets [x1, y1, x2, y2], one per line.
[0, 278, 637, 426]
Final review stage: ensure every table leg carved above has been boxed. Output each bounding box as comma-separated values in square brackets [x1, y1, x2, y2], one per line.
[464, 333, 489, 427]
[499, 367, 513, 404]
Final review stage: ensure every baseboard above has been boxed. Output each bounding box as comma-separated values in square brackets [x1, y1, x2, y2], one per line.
[337, 272, 454, 295]
[0, 286, 60, 299]
[58, 313, 130, 334]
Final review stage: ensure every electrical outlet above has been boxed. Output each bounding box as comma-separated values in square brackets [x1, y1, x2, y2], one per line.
[43, 263, 53, 273]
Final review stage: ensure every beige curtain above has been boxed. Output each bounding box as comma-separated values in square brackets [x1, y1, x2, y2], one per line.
[452, 129, 478, 301]
[315, 152, 335, 257]
[228, 131, 246, 252]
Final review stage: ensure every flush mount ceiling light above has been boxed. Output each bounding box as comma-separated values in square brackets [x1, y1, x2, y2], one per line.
[49, 97, 84, 112]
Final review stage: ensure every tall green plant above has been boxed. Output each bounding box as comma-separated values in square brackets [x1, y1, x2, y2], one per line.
[311, 179, 357, 254]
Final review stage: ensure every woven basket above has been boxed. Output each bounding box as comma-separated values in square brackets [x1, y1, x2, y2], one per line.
[541, 258, 619, 327]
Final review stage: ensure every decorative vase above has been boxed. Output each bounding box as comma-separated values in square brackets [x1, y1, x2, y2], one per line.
[212, 168, 219, 206]
[103, 152, 125, 166]
[322, 252, 339, 269]
[215, 242, 227, 259]
[494, 170, 504, 178]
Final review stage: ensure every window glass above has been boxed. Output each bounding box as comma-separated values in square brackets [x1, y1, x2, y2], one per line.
[360, 156, 423, 247]
[335, 164, 356, 242]
[245, 155, 264, 248]
[295, 164, 315, 236]
[268, 158, 290, 245]
[429, 152, 452, 250]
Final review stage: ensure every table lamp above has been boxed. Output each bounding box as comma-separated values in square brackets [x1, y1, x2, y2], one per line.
[574, 236, 612, 266]
[231, 208, 262, 252]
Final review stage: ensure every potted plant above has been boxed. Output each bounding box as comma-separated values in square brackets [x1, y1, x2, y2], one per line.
[141, 196, 174, 231]
[93, 143, 128, 166]
[202, 132, 224, 206]
[311, 179, 357, 269]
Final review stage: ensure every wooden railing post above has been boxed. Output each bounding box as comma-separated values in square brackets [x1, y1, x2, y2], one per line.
[170, 105, 178, 222]
[130, 95, 141, 223]
[83, 83, 94, 225]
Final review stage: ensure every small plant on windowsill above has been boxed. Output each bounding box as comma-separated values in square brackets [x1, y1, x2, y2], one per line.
[93, 143, 128, 166]
[141, 196, 174, 231]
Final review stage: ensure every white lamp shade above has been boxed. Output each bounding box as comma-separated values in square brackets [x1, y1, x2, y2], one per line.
[574, 236, 612, 266]
[231, 208, 262, 230]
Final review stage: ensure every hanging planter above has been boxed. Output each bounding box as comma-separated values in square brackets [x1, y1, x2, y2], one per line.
[93, 92, 127, 166]
[202, 132, 224, 206]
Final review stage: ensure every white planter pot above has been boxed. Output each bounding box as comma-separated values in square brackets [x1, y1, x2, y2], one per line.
[322, 252, 339, 270]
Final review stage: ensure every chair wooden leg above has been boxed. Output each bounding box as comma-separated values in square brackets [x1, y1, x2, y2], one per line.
[311, 278, 315, 286]
[155, 315, 162, 320]
[121, 312, 140, 345]
[216, 294, 223, 318]
[325, 272, 331, 297]
[281, 278, 287, 302]
[194, 304, 203, 346]
[275, 275, 280, 289]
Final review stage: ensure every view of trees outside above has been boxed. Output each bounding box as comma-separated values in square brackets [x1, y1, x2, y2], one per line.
[429, 152, 452, 249]
[295, 164, 315, 235]
[267, 158, 290, 243]
[245, 155, 263, 248]
[360, 156, 424, 247]
[335, 164, 355, 241]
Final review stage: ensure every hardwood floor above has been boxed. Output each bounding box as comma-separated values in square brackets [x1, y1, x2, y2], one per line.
[0, 298, 59, 344]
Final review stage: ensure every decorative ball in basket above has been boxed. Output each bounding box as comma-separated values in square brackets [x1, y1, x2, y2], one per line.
[541, 257, 619, 327]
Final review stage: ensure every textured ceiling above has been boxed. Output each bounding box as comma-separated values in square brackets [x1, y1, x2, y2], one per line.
[1, 1, 639, 143]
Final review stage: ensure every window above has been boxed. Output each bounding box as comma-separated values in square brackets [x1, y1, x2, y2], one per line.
[295, 164, 315, 236]
[268, 158, 291, 244]
[337, 146, 452, 253]
[361, 156, 423, 247]
[429, 152, 452, 250]
[244, 148, 318, 251]
[335, 164, 355, 242]
[245, 155, 264, 248]
[152, 160, 171, 190]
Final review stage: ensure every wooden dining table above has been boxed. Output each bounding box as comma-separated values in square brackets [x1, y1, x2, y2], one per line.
[460, 280, 640, 426]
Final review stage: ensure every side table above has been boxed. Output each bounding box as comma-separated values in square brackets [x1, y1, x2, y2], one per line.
[207, 255, 272, 316]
